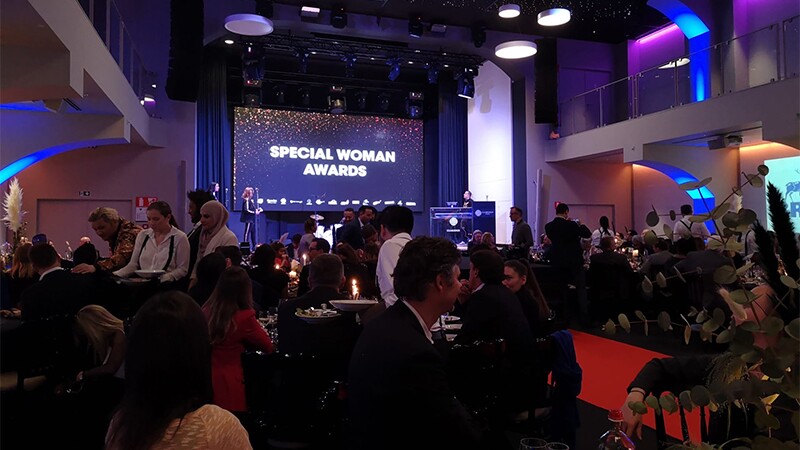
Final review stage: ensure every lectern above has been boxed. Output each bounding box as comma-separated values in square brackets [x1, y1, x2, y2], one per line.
[429, 207, 473, 244]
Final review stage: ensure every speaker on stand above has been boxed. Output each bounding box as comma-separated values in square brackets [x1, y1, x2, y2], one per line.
[165, 0, 203, 102]
[534, 38, 558, 125]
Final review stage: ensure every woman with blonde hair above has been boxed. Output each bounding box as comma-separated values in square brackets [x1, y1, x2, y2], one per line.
[203, 266, 274, 412]
[75, 304, 126, 383]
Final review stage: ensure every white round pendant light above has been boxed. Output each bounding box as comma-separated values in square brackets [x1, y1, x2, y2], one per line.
[498, 4, 521, 18]
[224, 14, 274, 36]
[537, 8, 571, 26]
[495, 40, 538, 59]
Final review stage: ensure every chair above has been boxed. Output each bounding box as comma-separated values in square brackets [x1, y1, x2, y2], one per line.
[587, 263, 636, 321]
[448, 339, 513, 422]
[12, 315, 78, 393]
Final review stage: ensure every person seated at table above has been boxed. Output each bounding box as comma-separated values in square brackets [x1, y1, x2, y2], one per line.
[278, 254, 357, 377]
[334, 242, 376, 298]
[186, 188, 216, 276]
[480, 231, 499, 252]
[203, 267, 274, 413]
[191, 201, 239, 281]
[589, 236, 633, 269]
[347, 237, 482, 449]
[189, 252, 227, 307]
[639, 238, 673, 276]
[248, 244, 289, 308]
[503, 259, 552, 339]
[73, 207, 142, 274]
[467, 229, 483, 254]
[106, 291, 252, 450]
[73, 304, 126, 447]
[270, 241, 292, 271]
[216, 245, 263, 311]
[361, 223, 379, 247]
[16, 243, 95, 320]
[1, 243, 37, 310]
[296, 238, 330, 297]
[72, 242, 99, 266]
[113, 201, 190, 285]
[455, 249, 534, 414]
[591, 216, 615, 248]
[286, 233, 302, 260]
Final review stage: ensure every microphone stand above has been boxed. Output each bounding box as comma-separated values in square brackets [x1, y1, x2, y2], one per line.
[254, 188, 260, 246]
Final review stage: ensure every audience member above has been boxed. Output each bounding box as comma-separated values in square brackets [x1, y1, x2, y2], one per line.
[361, 223, 378, 247]
[639, 238, 673, 276]
[278, 254, 357, 377]
[481, 231, 498, 252]
[544, 203, 592, 325]
[591, 216, 615, 248]
[193, 201, 239, 279]
[203, 267, 274, 413]
[467, 229, 483, 254]
[113, 201, 190, 284]
[348, 237, 481, 449]
[509, 206, 534, 257]
[73, 242, 99, 266]
[73, 207, 142, 274]
[376, 205, 413, 307]
[298, 218, 317, 258]
[186, 189, 215, 275]
[335, 207, 356, 244]
[248, 244, 289, 308]
[334, 242, 375, 297]
[216, 245, 263, 310]
[286, 233, 302, 260]
[1, 243, 37, 309]
[270, 241, 291, 271]
[338, 205, 375, 250]
[503, 259, 551, 338]
[296, 238, 330, 297]
[105, 291, 252, 450]
[672, 204, 711, 242]
[188, 253, 227, 307]
[590, 236, 633, 269]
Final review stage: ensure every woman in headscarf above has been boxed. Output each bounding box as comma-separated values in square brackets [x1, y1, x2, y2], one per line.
[193, 201, 238, 280]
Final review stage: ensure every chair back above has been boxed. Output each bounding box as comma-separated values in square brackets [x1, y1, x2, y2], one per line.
[448, 338, 509, 418]
[14, 314, 78, 390]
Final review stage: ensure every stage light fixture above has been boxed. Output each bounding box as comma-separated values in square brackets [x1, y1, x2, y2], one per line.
[355, 91, 368, 110]
[430, 23, 447, 34]
[471, 24, 486, 48]
[537, 8, 571, 26]
[331, 4, 347, 28]
[498, 4, 521, 18]
[409, 16, 424, 38]
[342, 54, 357, 78]
[387, 58, 401, 81]
[425, 62, 440, 84]
[457, 68, 475, 99]
[273, 84, 286, 104]
[378, 93, 391, 112]
[242, 46, 265, 87]
[298, 86, 312, 106]
[328, 85, 346, 114]
[244, 91, 261, 107]
[296, 48, 310, 74]
[300, 5, 320, 18]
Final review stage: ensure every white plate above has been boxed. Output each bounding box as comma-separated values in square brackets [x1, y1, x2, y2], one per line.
[328, 300, 379, 312]
[295, 311, 341, 324]
[444, 323, 462, 331]
[135, 269, 165, 279]
[443, 315, 461, 322]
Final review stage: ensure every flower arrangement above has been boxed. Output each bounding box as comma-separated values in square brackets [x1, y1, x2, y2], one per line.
[2, 177, 27, 251]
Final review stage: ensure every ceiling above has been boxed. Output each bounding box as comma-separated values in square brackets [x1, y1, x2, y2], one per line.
[273, 0, 672, 43]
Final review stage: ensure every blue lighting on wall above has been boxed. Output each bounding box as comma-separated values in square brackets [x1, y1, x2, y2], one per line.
[647, 0, 711, 102]
[0, 139, 122, 183]
[637, 161, 717, 233]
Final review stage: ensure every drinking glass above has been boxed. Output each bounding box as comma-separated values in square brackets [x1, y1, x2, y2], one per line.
[545, 443, 569, 450]
[519, 438, 548, 450]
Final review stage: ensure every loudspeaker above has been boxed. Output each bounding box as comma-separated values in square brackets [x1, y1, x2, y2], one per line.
[165, 0, 204, 102]
[534, 38, 558, 124]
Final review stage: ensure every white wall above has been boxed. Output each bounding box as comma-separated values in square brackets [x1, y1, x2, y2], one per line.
[467, 61, 514, 244]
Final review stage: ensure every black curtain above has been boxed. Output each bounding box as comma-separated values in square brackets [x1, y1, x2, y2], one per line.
[196, 47, 232, 210]
[437, 78, 469, 206]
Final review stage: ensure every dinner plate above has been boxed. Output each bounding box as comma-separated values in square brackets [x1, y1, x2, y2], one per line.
[135, 269, 165, 279]
[328, 299, 379, 312]
[295, 311, 341, 324]
[444, 323, 462, 331]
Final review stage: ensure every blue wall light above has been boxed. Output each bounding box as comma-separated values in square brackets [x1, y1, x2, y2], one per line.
[637, 161, 717, 233]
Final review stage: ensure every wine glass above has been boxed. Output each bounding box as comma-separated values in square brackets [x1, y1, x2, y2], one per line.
[519, 438, 547, 450]
[545, 443, 568, 450]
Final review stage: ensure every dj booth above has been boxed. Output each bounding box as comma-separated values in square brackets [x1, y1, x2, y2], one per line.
[429, 202, 495, 245]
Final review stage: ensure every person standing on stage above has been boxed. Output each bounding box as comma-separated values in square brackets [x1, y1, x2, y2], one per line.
[240, 187, 258, 248]
[462, 190, 474, 208]
[208, 182, 220, 201]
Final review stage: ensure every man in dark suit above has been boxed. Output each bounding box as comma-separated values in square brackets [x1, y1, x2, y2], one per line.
[454, 249, 534, 414]
[338, 205, 375, 250]
[588, 237, 635, 320]
[509, 206, 534, 257]
[544, 203, 592, 325]
[296, 238, 331, 297]
[589, 237, 633, 269]
[278, 254, 357, 377]
[348, 237, 481, 449]
[19, 244, 94, 320]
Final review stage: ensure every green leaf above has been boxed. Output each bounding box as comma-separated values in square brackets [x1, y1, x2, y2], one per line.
[762, 316, 785, 336]
[663, 223, 674, 240]
[656, 272, 667, 288]
[736, 262, 754, 276]
[635, 310, 647, 322]
[678, 390, 693, 412]
[707, 238, 725, 251]
[729, 328, 755, 355]
[628, 400, 648, 415]
[722, 211, 740, 228]
[618, 314, 631, 333]
[711, 202, 731, 219]
[684, 325, 692, 344]
[738, 208, 757, 225]
[688, 306, 699, 317]
[761, 353, 788, 379]
[780, 275, 799, 289]
[659, 392, 678, 414]
[785, 318, 800, 340]
[746, 173, 764, 188]
[689, 213, 711, 223]
[674, 266, 686, 283]
[741, 348, 763, 364]
[642, 276, 653, 294]
[713, 308, 725, 324]
[724, 240, 744, 252]
[604, 319, 616, 335]
[643, 320, 649, 336]
[757, 164, 770, 176]
[755, 409, 781, 430]
[691, 386, 711, 406]
[646, 394, 661, 415]
[716, 328, 733, 344]
[644, 230, 659, 246]
[702, 317, 721, 333]
[657, 311, 673, 331]
[739, 320, 760, 332]
[646, 210, 660, 227]
[714, 265, 738, 284]
[730, 288, 758, 305]
[696, 310, 707, 323]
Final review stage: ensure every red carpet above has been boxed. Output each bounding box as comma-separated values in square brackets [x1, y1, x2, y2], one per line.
[571, 330, 701, 442]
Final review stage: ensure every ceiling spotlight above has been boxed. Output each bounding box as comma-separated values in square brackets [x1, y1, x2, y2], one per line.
[355, 91, 368, 110]
[406, 93, 423, 118]
[296, 48, 309, 74]
[387, 58, 401, 81]
[342, 54, 357, 78]
[471, 24, 486, 48]
[224, 14, 273, 36]
[242, 46, 265, 87]
[298, 86, 312, 106]
[331, 4, 347, 28]
[300, 5, 320, 18]
[328, 85, 346, 114]
[498, 4, 521, 18]
[457, 68, 475, 99]
[430, 23, 447, 34]
[495, 40, 537, 59]
[409, 16, 424, 38]
[537, 8, 571, 26]
[224, 39, 235, 45]
[151, 83, 157, 88]
[273, 84, 286, 104]
[378, 93, 392, 112]
[426, 62, 440, 84]
[658, 57, 691, 69]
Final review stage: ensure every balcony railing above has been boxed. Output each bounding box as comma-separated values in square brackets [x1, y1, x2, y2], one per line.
[559, 15, 799, 137]
[75, 0, 154, 108]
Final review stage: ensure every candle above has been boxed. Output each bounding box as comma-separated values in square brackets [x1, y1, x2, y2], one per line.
[632, 249, 639, 258]
[351, 279, 359, 300]
[302, 254, 308, 265]
[289, 270, 297, 278]
[275, 264, 280, 270]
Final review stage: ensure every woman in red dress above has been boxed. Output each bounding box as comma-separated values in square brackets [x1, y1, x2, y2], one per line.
[203, 266, 274, 412]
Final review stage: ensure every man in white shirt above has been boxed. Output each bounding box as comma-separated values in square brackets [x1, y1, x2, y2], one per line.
[672, 204, 710, 242]
[376, 205, 414, 307]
